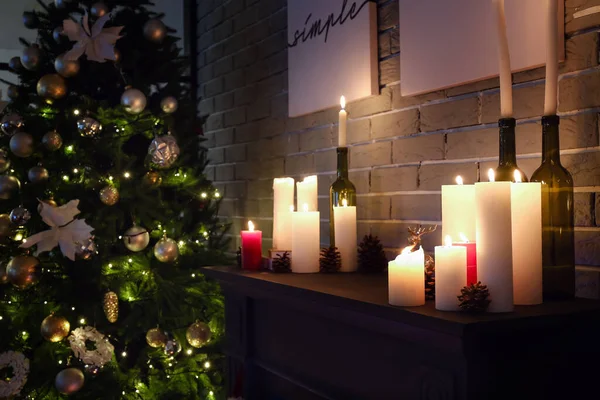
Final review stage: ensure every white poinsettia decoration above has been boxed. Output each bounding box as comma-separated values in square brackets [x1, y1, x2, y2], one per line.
[0, 351, 29, 398]
[62, 13, 123, 63]
[20, 200, 94, 261]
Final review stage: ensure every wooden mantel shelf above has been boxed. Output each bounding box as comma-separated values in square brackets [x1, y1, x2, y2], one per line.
[203, 267, 600, 400]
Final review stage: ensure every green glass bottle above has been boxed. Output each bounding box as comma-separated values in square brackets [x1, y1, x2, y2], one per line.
[329, 147, 356, 245]
[495, 118, 528, 182]
[530, 115, 575, 299]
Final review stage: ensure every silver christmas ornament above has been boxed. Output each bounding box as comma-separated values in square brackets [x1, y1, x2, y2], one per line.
[76, 237, 98, 260]
[28, 166, 49, 183]
[53, 27, 64, 42]
[160, 96, 178, 114]
[0, 149, 10, 173]
[1, 113, 24, 136]
[91, 2, 109, 17]
[55, 54, 80, 78]
[21, 45, 41, 70]
[123, 225, 150, 252]
[164, 336, 181, 356]
[7, 85, 19, 100]
[149, 135, 180, 169]
[154, 236, 179, 263]
[55, 368, 85, 395]
[10, 132, 34, 158]
[99, 185, 119, 206]
[77, 117, 103, 137]
[7, 255, 39, 289]
[42, 130, 63, 151]
[144, 19, 167, 43]
[10, 207, 31, 226]
[8, 56, 22, 71]
[121, 88, 147, 114]
[0, 176, 20, 200]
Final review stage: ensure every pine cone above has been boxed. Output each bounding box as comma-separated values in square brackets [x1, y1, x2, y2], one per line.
[424, 254, 435, 300]
[320, 246, 341, 273]
[357, 234, 388, 273]
[458, 282, 491, 313]
[272, 251, 291, 273]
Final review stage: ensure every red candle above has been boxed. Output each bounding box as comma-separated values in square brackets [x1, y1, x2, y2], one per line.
[241, 221, 262, 270]
[454, 241, 477, 285]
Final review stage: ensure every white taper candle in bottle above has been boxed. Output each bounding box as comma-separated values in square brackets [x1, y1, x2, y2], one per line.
[493, 0, 513, 117]
[544, 0, 558, 116]
[339, 95, 348, 147]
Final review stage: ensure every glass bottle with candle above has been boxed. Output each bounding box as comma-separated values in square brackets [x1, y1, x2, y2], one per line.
[329, 147, 356, 245]
[495, 118, 528, 182]
[530, 115, 575, 299]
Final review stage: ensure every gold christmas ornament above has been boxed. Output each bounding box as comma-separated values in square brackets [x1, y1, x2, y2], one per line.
[0, 214, 12, 239]
[90, 2, 109, 17]
[42, 130, 63, 151]
[143, 171, 162, 187]
[154, 236, 179, 263]
[186, 321, 212, 348]
[0, 263, 8, 284]
[28, 166, 49, 183]
[123, 225, 150, 252]
[146, 327, 168, 348]
[160, 96, 178, 114]
[7, 85, 19, 100]
[143, 19, 167, 43]
[6, 255, 40, 289]
[54, 54, 80, 78]
[37, 74, 67, 100]
[21, 45, 41, 70]
[0, 175, 21, 200]
[103, 291, 119, 323]
[121, 87, 147, 114]
[41, 314, 71, 342]
[99, 185, 119, 206]
[10, 132, 34, 157]
[55, 368, 85, 395]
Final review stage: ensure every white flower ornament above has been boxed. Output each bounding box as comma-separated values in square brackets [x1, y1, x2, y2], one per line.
[62, 13, 123, 63]
[20, 200, 94, 261]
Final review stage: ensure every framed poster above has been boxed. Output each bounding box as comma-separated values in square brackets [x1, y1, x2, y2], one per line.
[287, 0, 378, 117]
[399, 0, 565, 96]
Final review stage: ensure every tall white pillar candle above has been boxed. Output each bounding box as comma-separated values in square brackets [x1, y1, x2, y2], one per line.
[333, 199, 357, 272]
[296, 175, 318, 212]
[493, 0, 513, 117]
[435, 236, 467, 311]
[339, 95, 348, 147]
[441, 176, 476, 242]
[544, 0, 558, 115]
[291, 204, 320, 273]
[388, 247, 425, 307]
[475, 169, 514, 313]
[512, 172, 543, 305]
[273, 178, 295, 250]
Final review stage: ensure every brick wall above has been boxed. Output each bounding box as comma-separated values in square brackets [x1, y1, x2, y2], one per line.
[198, 0, 600, 298]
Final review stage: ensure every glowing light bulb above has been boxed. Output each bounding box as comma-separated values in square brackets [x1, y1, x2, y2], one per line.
[191, 273, 196, 278]
[22, 331, 27, 336]
[209, 391, 214, 396]
[123, 172, 131, 179]
[108, 175, 114, 181]
[72, 307, 75, 311]
[0, 316, 3, 320]
[128, 258, 133, 263]
[73, 109, 80, 116]
[178, 240, 185, 246]
[73, 168, 79, 174]
[80, 318, 85, 324]
[186, 349, 193, 355]
[214, 192, 220, 198]
[108, 264, 113, 269]
[62, 175, 69, 182]
[204, 361, 211, 369]
[121, 351, 127, 357]
[201, 192, 207, 199]
[59, 360, 63, 365]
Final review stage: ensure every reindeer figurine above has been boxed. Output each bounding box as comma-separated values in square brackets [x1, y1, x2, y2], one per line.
[408, 225, 437, 300]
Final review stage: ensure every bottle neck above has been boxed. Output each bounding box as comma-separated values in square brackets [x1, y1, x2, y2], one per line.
[541, 115, 561, 163]
[498, 118, 517, 166]
[336, 147, 349, 179]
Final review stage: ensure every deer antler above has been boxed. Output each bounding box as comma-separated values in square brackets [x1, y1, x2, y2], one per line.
[407, 225, 438, 247]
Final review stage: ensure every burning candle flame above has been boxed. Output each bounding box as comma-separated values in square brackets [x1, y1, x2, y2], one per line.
[342, 199, 348, 207]
[459, 233, 469, 243]
[248, 221, 255, 232]
[340, 95, 346, 110]
[514, 170, 522, 183]
[289, 205, 295, 212]
[444, 235, 453, 247]
[488, 168, 495, 182]
[455, 176, 463, 185]
[303, 203, 309, 212]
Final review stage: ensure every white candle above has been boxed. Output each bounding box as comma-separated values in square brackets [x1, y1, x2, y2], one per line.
[333, 199, 357, 272]
[388, 247, 425, 307]
[544, 0, 558, 115]
[435, 236, 467, 311]
[296, 175, 318, 212]
[511, 171, 543, 305]
[475, 169, 514, 312]
[339, 95, 347, 147]
[273, 177, 295, 250]
[493, 0, 513, 117]
[441, 176, 476, 242]
[291, 204, 320, 273]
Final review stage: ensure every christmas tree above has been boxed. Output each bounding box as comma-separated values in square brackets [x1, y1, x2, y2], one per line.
[0, 1, 229, 398]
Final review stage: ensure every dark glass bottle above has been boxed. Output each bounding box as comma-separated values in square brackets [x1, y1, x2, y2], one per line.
[329, 147, 356, 245]
[495, 118, 528, 182]
[530, 115, 575, 299]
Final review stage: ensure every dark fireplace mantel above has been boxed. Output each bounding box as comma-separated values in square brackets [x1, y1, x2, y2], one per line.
[202, 267, 600, 400]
